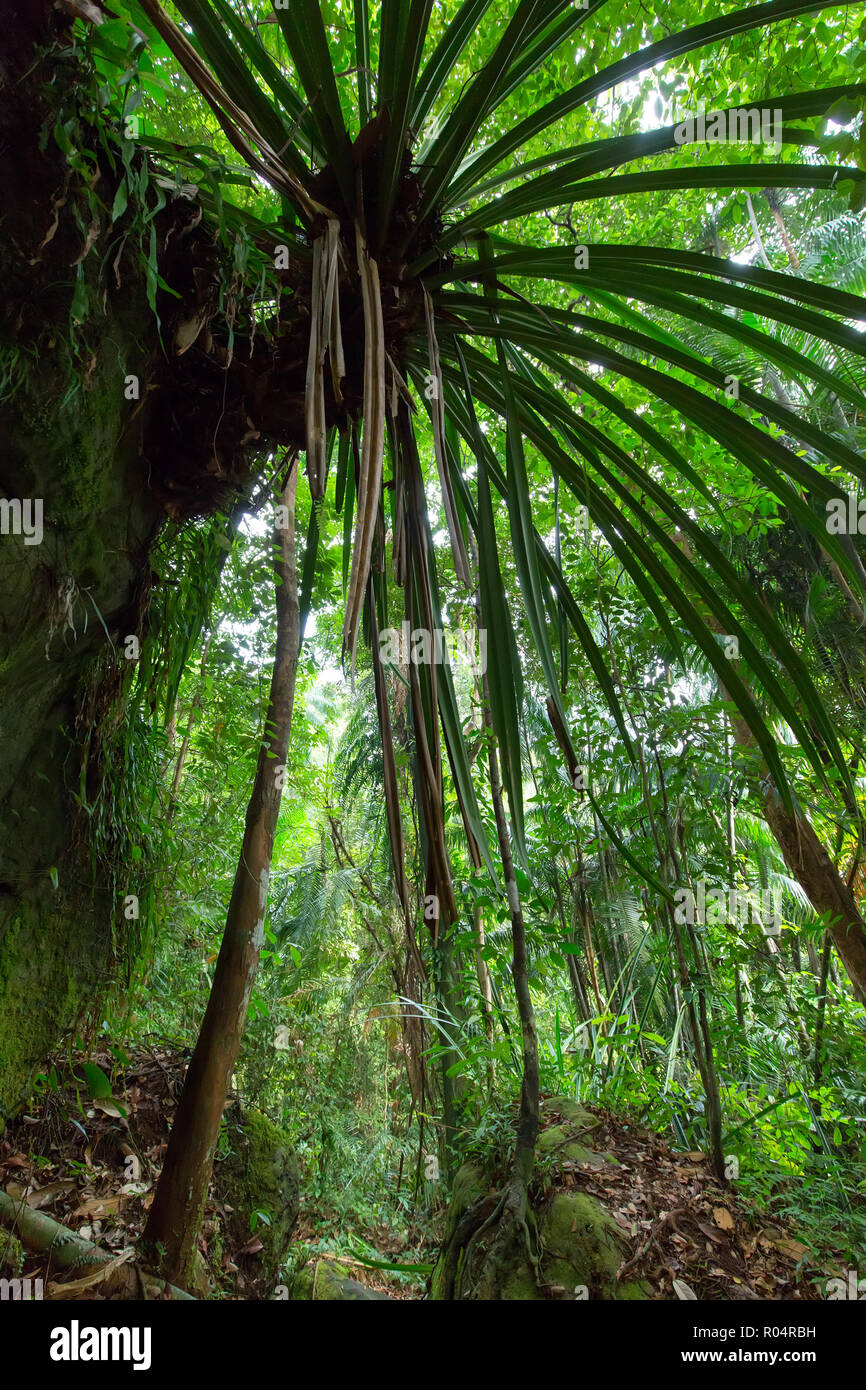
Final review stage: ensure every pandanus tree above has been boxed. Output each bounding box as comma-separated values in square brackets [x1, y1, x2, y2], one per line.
[93, 0, 866, 1291]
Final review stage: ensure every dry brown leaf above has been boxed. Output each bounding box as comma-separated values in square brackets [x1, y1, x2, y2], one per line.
[93, 1098, 127, 1122]
[73, 1194, 126, 1219]
[768, 1236, 808, 1263]
[25, 1180, 78, 1210]
[45, 1250, 135, 1300]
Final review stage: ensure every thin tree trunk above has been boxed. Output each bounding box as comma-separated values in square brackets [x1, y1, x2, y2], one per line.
[814, 935, 832, 1084]
[471, 675, 540, 1298]
[143, 465, 301, 1288]
[759, 789, 866, 1003]
[674, 530, 866, 1001]
[762, 188, 801, 269]
[167, 632, 213, 822]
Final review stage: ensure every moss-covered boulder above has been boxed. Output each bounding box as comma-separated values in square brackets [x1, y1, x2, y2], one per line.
[218, 1108, 300, 1292]
[535, 1099, 617, 1168]
[540, 1095, 601, 1131]
[288, 1258, 394, 1301]
[540, 1192, 638, 1298]
[430, 1160, 494, 1300]
[431, 1156, 650, 1300]
[537, 1125, 605, 1165]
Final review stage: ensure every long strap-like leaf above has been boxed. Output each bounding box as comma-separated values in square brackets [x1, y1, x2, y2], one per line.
[442, 0, 855, 208]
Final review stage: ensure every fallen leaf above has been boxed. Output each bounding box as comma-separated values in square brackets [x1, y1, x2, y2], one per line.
[93, 1098, 128, 1122]
[768, 1236, 808, 1263]
[25, 1180, 78, 1210]
[73, 1194, 126, 1219]
[46, 1250, 135, 1299]
[673, 1278, 697, 1300]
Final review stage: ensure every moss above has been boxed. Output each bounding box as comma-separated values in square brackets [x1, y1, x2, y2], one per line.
[218, 1109, 299, 1290]
[536, 1124, 609, 1165]
[499, 1262, 542, 1300]
[0, 892, 109, 1126]
[0, 274, 162, 1125]
[433, 1158, 642, 1300]
[616, 1280, 651, 1300]
[430, 1161, 490, 1298]
[541, 1095, 600, 1132]
[540, 1192, 626, 1291]
[445, 1161, 488, 1236]
[0, 1231, 24, 1278]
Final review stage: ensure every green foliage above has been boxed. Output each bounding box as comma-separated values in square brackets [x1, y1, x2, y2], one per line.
[62, 0, 866, 1284]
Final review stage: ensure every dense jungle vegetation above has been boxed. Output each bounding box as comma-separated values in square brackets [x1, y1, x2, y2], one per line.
[1, 0, 866, 1325]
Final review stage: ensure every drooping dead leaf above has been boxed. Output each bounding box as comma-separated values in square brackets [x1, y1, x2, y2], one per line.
[70, 218, 101, 266]
[55, 0, 106, 23]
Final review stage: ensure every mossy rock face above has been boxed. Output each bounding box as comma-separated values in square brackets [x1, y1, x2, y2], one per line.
[0, 129, 163, 1125]
[540, 1192, 627, 1295]
[540, 1096, 601, 1133]
[432, 1162, 648, 1300]
[492, 1192, 648, 1301]
[537, 1125, 605, 1165]
[445, 1161, 489, 1237]
[290, 1258, 394, 1301]
[218, 1109, 300, 1291]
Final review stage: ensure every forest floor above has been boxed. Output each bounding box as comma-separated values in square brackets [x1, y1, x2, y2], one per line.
[0, 1047, 834, 1300]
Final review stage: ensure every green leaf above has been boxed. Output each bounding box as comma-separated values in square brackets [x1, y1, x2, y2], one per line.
[82, 1062, 113, 1100]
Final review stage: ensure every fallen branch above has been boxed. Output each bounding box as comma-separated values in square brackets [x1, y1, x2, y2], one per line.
[0, 1189, 195, 1300]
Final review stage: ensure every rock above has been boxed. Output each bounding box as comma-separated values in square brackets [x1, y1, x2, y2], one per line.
[217, 1107, 299, 1291]
[537, 1124, 604, 1165]
[540, 1095, 601, 1132]
[431, 1161, 649, 1300]
[541, 1192, 626, 1294]
[290, 1258, 395, 1301]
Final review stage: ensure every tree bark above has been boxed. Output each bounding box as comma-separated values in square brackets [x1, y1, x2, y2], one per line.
[759, 789, 866, 1003]
[674, 530, 866, 1001]
[469, 675, 539, 1299]
[143, 466, 301, 1287]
